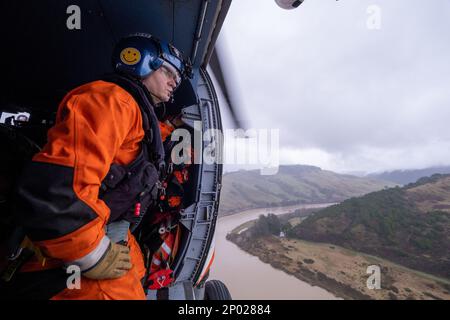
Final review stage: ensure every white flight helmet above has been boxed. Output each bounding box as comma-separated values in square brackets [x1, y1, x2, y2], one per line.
[275, 0, 304, 10]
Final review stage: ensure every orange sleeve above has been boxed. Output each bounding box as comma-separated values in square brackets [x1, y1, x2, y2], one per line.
[16, 81, 142, 263]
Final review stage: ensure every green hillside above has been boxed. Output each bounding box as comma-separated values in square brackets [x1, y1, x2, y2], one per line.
[291, 174, 450, 279]
[219, 165, 395, 215]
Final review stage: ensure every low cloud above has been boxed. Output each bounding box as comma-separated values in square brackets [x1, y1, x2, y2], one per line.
[219, 0, 450, 173]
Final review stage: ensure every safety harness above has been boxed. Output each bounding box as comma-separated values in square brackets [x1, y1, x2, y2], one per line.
[100, 74, 186, 290]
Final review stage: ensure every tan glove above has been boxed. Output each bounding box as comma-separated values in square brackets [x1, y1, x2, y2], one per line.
[83, 242, 132, 280]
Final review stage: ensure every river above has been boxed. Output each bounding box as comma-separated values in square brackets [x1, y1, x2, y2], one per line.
[209, 204, 339, 300]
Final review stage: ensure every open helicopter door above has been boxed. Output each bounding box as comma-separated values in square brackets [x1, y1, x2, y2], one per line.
[146, 67, 227, 300]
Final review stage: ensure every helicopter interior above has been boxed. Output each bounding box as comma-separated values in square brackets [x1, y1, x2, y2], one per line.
[0, 0, 233, 299]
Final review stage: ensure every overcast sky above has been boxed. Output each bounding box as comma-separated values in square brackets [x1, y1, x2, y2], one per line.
[215, 0, 450, 174]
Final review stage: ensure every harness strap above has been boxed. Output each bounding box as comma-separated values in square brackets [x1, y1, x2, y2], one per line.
[101, 74, 166, 178]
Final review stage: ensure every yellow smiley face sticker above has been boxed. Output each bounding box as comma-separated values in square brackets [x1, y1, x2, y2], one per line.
[120, 47, 141, 65]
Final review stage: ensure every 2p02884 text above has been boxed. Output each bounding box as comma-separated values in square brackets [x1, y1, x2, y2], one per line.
[222, 304, 271, 315]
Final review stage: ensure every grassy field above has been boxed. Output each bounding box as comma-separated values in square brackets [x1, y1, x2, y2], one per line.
[228, 232, 450, 300]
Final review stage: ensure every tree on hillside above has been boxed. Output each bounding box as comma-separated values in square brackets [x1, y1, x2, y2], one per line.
[253, 214, 281, 237]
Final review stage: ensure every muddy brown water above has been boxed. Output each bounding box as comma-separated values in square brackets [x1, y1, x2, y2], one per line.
[209, 204, 339, 299]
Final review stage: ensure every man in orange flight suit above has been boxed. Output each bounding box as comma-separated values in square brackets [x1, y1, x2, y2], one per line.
[10, 33, 189, 299]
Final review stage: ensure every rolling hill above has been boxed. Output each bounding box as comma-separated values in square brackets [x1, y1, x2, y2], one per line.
[368, 166, 450, 185]
[219, 165, 396, 215]
[291, 174, 450, 279]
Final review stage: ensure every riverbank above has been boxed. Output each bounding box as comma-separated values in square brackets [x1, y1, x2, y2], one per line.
[209, 204, 339, 299]
[227, 228, 450, 300]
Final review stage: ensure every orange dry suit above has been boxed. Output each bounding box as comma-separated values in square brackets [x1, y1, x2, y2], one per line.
[12, 77, 165, 300]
